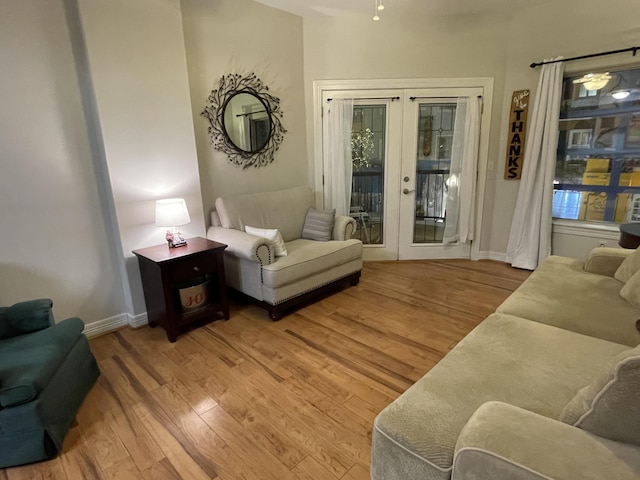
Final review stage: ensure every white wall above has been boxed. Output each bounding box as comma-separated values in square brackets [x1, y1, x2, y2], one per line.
[75, 0, 206, 314]
[492, 0, 640, 259]
[302, 0, 640, 258]
[181, 0, 308, 214]
[0, 0, 306, 332]
[302, 9, 510, 254]
[0, 0, 126, 323]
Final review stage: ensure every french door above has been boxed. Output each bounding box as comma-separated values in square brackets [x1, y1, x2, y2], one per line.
[317, 80, 491, 261]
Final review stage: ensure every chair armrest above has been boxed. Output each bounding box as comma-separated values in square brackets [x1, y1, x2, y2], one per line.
[1, 299, 54, 340]
[206, 226, 273, 265]
[453, 401, 640, 480]
[333, 215, 356, 241]
[584, 247, 633, 277]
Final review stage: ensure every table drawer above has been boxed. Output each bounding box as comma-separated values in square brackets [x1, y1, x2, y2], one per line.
[168, 252, 217, 281]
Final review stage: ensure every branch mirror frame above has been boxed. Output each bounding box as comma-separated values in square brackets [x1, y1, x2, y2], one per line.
[201, 73, 286, 169]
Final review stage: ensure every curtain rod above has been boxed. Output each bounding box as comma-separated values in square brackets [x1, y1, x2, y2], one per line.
[530, 46, 639, 69]
[326, 96, 400, 102]
[409, 95, 483, 101]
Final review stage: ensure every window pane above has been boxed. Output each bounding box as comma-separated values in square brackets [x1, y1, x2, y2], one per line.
[351, 105, 385, 244]
[553, 67, 640, 223]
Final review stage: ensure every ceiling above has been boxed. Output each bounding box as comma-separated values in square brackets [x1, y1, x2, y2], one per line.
[252, 0, 532, 19]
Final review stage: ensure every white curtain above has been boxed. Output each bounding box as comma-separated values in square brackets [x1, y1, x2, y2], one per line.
[506, 60, 564, 270]
[443, 96, 481, 245]
[323, 99, 354, 217]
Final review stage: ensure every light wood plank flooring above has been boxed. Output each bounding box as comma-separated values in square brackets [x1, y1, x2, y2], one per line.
[2, 260, 530, 480]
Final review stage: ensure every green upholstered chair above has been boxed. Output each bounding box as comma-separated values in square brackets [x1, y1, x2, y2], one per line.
[0, 299, 100, 468]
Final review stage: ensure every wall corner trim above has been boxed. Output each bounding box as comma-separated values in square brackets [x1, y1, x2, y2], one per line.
[82, 311, 148, 338]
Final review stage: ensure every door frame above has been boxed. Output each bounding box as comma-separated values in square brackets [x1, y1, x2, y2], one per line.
[313, 77, 494, 261]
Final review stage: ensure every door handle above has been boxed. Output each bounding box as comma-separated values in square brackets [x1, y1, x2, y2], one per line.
[403, 188, 415, 195]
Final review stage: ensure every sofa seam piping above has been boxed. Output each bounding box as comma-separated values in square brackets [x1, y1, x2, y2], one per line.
[373, 421, 451, 473]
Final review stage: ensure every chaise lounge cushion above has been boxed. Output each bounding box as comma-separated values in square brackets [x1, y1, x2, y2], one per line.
[245, 226, 288, 257]
[496, 255, 640, 346]
[215, 186, 314, 242]
[561, 344, 640, 446]
[372, 312, 628, 480]
[0, 317, 84, 407]
[261, 239, 362, 289]
[302, 208, 336, 241]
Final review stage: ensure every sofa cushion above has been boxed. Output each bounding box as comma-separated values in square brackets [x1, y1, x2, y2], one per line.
[261, 238, 362, 289]
[245, 226, 287, 257]
[0, 318, 84, 407]
[615, 247, 640, 283]
[454, 401, 640, 480]
[560, 344, 640, 446]
[215, 186, 314, 242]
[301, 209, 335, 242]
[496, 255, 640, 346]
[621, 270, 640, 308]
[371, 313, 628, 480]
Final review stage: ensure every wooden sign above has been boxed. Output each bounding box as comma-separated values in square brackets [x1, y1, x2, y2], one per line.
[504, 90, 530, 179]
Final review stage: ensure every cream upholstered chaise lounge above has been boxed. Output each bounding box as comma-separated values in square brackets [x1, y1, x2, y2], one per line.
[206, 186, 363, 319]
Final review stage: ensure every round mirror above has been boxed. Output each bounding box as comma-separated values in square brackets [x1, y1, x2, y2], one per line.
[222, 92, 272, 153]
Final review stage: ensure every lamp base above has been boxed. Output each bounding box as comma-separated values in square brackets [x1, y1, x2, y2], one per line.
[166, 230, 187, 248]
[168, 239, 187, 248]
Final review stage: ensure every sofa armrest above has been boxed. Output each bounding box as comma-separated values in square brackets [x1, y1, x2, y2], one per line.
[206, 226, 273, 265]
[453, 401, 640, 480]
[0, 299, 54, 340]
[584, 247, 633, 277]
[333, 215, 356, 241]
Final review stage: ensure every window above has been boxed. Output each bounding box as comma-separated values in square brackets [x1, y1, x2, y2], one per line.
[351, 104, 386, 244]
[552, 67, 640, 223]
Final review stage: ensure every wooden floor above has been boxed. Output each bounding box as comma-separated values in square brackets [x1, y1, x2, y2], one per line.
[3, 260, 530, 480]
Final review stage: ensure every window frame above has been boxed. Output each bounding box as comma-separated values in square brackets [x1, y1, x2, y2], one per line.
[553, 65, 640, 225]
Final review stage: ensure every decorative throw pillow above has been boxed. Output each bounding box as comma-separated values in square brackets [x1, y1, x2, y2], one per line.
[620, 269, 640, 308]
[560, 344, 640, 446]
[244, 226, 287, 257]
[301, 209, 335, 242]
[614, 246, 640, 283]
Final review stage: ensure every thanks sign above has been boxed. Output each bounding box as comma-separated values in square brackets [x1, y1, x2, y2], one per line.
[504, 90, 529, 180]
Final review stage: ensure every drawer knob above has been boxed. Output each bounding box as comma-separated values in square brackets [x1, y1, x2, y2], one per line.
[193, 266, 200, 272]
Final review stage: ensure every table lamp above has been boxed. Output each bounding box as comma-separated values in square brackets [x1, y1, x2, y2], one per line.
[155, 198, 191, 247]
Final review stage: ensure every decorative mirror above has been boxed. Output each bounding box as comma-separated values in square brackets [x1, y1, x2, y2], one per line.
[201, 73, 286, 169]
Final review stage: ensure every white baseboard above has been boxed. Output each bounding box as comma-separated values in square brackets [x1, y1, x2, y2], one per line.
[83, 313, 128, 338]
[477, 250, 507, 262]
[128, 312, 149, 329]
[82, 311, 148, 338]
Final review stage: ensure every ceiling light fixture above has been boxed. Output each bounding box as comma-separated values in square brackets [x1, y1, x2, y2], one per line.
[373, 0, 381, 20]
[573, 72, 612, 91]
[612, 90, 630, 100]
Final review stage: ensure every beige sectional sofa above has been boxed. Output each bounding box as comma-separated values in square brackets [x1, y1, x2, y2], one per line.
[372, 248, 640, 480]
[207, 186, 363, 319]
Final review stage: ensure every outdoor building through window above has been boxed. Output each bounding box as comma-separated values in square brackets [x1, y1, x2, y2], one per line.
[553, 66, 640, 223]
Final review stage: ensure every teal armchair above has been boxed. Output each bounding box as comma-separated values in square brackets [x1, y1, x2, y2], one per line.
[0, 299, 100, 468]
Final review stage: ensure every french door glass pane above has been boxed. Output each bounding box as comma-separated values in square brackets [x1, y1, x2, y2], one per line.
[414, 103, 456, 243]
[351, 105, 385, 244]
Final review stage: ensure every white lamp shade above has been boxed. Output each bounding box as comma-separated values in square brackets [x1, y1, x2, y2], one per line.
[155, 198, 191, 227]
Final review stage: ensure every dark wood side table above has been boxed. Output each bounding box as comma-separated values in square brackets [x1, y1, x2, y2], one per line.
[133, 237, 229, 342]
[619, 223, 640, 249]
